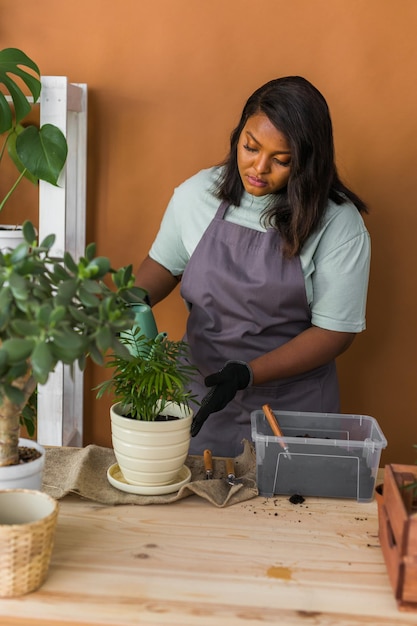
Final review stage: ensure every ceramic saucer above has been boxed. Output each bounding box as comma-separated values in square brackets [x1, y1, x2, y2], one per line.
[107, 463, 192, 495]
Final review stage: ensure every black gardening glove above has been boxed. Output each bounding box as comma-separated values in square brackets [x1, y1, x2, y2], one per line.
[191, 361, 253, 437]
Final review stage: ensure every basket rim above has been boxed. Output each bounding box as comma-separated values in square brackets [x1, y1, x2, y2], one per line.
[0, 489, 58, 531]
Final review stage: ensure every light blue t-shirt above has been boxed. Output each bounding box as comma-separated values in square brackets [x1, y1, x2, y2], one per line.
[149, 166, 370, 333]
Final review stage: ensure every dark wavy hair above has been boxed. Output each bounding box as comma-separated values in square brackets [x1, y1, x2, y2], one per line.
[216, 76, 367, 256]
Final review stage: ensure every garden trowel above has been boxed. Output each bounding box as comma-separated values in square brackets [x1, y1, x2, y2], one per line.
[225, 458, 243, 486]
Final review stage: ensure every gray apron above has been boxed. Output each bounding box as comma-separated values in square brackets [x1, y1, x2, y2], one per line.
[181, 201, 339, 457]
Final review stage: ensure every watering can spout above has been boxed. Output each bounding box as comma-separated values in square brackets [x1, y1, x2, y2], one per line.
[130, 303, 159, 340]
[122, 302, 167, 357]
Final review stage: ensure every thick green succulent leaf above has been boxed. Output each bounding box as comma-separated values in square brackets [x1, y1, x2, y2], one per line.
[0, 310, 11, 332]
[20, 390, 37, 437]
[111, 336, 133, 359]
[8, 272, 29, 300]
[87, 257, 111, 279]
[23, 220, 39, 244]
[121, 286, 149, 304]
[67, 305, 96, 325]
[112, 265, 134, 289]
[51, 264, 71, 281]
[96, 326, 112, 352]
[30, 341, 55, 384]
[0, 286, 12, 308]
[49, 306, 67, 325]
[1, 338, 35, 363]
[6, 362, 29, 381]
[81, 279, 104, 295]
[10, 319, 41, 337]
[88, 343, 105, 366]
[78, 286, 100, 307]
[38, 232, 56, 250]
[2, 383, 25, 406]
[16, 124, 68, 185]
[0, 48, 41, 132]
[36, 303, 53, 326]
[49, 330, 87, 362]
[64, 251, 78, 274]
[55, 279, 78, 305]
[9, 241, 31, 264]
[85, 242, 96, 262]
[0, 349, 8, 375]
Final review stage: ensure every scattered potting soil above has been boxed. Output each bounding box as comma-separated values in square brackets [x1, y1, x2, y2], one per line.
[289, 494, 305, 505]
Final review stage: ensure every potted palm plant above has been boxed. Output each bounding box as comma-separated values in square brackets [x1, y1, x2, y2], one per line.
[96, 323, 198, 493]
[0, 47, 68, 243]
[376, 447, 417, 611]
[0, 220, 147, 489]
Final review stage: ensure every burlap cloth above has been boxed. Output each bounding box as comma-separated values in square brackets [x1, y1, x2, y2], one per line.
[42, 439, 258, 507]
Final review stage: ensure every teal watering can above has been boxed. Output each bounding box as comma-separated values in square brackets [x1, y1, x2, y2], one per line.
[122, 303, 167, 358]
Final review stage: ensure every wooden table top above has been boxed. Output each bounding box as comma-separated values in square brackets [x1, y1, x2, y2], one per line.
[1, 488, 416, 626]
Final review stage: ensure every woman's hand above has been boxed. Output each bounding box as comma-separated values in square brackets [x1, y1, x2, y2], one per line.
[191, 361, 252, 437]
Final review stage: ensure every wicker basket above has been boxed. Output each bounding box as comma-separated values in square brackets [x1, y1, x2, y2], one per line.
[0, 489, 59, 597]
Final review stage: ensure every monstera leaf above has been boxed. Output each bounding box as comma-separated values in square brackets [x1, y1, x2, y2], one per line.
[15, 124, 68, 186]
[0, 48, 68, 210]
[0, 48, 41, 133]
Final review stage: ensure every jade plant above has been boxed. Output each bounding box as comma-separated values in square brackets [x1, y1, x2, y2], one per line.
[0, 47, 68, 212]
[96, 328, 198, 421]
[0, 220, 147, 467]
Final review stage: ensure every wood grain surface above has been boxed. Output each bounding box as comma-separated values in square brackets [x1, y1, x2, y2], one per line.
[0, 489, 416, 626]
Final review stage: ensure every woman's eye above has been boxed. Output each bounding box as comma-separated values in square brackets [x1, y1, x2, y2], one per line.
[273, 158, 291, 167]
[243, 143, 291, 167]
[243, 143, 257, 153]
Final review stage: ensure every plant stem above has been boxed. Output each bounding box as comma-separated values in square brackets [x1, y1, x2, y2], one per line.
[0, 169, 27, 212]
[0, 131, 11, 163]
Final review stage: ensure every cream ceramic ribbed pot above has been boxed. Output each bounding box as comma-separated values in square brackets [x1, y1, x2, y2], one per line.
[110, 401, 193, 486]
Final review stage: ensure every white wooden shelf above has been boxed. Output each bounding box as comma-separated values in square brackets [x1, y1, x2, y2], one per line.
[37, 77, 88, 447]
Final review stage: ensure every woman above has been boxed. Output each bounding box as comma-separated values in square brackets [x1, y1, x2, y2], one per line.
[135, 76, 370, 457]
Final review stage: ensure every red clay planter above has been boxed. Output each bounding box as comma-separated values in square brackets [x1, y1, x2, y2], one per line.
[377, 464, 417, 611]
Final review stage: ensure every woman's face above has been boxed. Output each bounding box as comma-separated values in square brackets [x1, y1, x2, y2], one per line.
[237, 112, 291, 196]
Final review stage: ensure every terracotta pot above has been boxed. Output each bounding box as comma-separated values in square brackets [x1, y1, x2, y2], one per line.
[110, 401, 193, 486]
[375, 483, 384, 504]
[377, 464, 417, 611]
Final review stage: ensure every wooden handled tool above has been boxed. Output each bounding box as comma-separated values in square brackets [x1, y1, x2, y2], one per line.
[204, 449, 213, 479]
[262, 404, 292, 459]
[225, 458, 243, 486]
[225, 458, 235, 479]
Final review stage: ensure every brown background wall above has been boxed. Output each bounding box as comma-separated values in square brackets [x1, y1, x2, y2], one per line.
[1, 0, 416, 464]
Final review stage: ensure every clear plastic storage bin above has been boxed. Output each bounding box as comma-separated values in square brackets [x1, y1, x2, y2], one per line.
[251, 409, 387, 502]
